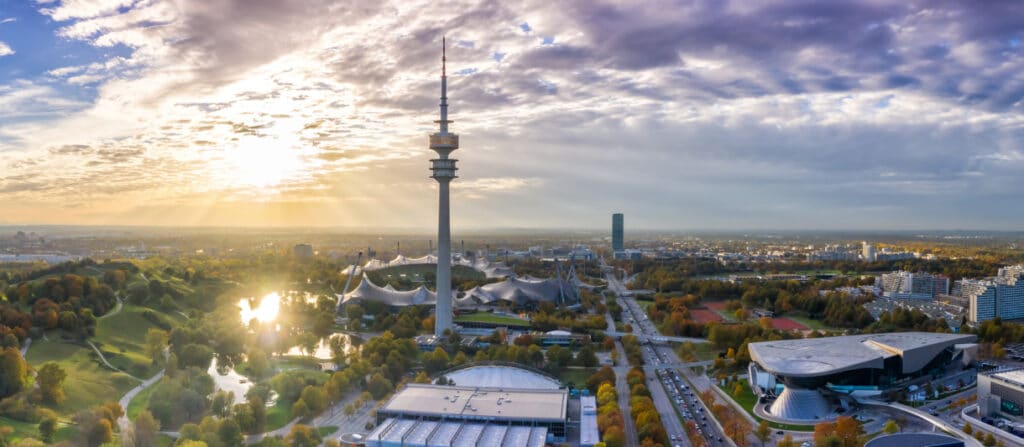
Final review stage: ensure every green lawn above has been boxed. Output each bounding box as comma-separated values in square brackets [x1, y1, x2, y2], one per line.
[785, 314, 837, 331]
[127, 381, 159, 420]
[559, 368, 598, 389]
[24, 340, 139, 418]
[0, 415, 75, 443]
[677, 342, 718, 362]
[454, 312, 528, 326]
[93, 305, 179, 378]
[317, 426, 338, 437]
[265, 399, 294, 431]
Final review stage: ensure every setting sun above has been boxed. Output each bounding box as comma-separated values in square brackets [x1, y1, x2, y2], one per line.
[224, 136, 303, 188]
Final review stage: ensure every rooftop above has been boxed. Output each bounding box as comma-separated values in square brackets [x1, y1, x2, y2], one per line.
[379, 384, 567, 422]
[443, 365, 561, 390]
[749, 332, 976, 377]
[989, 368, 1024, 387]
[366, 418, 548, 447]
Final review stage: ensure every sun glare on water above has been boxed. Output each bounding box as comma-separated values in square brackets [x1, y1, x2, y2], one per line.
[239, 292, 280, 324]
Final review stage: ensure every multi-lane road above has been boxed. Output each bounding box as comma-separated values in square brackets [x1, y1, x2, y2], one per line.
[605, 265, 729, 447]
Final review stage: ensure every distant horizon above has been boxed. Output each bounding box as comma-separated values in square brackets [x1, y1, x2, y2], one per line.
[0, 223, 1021, 237]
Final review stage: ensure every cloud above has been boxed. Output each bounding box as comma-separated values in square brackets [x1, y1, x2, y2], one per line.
[1, 0, 1023, 229]
[0, 42, 13, 57]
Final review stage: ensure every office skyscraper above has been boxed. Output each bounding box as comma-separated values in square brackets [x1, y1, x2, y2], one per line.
[612, 213, 624, 252]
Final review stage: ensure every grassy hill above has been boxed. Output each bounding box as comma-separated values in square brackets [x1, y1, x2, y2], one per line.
[24, 341, 138, 418]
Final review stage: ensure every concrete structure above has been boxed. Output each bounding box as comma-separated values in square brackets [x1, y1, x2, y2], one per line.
[864, 433, 963, 447]
[430, 38, 459, 336]
[612, 213, 624, 252]
[579, 396, 599, 447]
[748, 332, 977, 421]
[956, 265, 1024, 323]
[375, 384, 568, 440]
[365, 419, 547, 447]
[978, 368, 1024, 421]
[863, 242, 876, 262]
[879, 271, 950, 300]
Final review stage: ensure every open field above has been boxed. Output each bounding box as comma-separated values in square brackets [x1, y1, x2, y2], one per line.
[94, 305, 182, 378]
[785, 314, 838, 331]
[0, 416, 75, 443]
[454, 311, 528, 326]
[689, 309, 725, 324]
[126, 381, 158, 420]
[24, 340, 139, 418]
[770, 317, 808, 330]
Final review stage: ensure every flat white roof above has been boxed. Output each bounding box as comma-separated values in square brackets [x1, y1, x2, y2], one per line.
[381, 384, 567, 422]
[749, 332, 976, 377]
[992, 369, 1024, 387]
[368, 418, 548, 447]
[580, 397, 599, 446]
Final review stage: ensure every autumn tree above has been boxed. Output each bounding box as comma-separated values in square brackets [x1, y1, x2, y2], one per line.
[882, 419, 899, 434]
[37, 362, 67, 405]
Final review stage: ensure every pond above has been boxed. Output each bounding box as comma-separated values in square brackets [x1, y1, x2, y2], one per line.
[208, 358, 252, 405]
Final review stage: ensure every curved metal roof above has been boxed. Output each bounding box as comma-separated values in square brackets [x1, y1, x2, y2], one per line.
[749, 332, 976, 378]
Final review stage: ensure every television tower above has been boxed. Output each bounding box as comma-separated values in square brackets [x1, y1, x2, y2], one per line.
[430, 37, 458, 336]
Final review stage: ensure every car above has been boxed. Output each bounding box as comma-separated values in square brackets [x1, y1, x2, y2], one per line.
[776, 430, 784, 435]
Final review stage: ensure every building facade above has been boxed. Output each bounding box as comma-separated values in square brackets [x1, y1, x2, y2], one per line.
[879, 271, 950, 300]
[979, 368, 1024, 422]
[958, 265, 1024, 323]
[612, 213, 624, 252]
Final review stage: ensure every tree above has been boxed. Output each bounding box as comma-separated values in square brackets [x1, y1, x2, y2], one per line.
[834, 416, 863, 447]
[778, 434, 794, 447]
[145, 329, 168, 363]
[963, 422, 973, 435]
[284, 424, 321, 447]
[882, 419, 899, 434]
[367, 372, 393, 399]
[983, 433, 996, 447]
[602, 425, 625, 447]
[755, 420, 770, 446]
[247, 348, 270, 378]
[413, 371, 430, 384]
[291, 399, 310, 419]
[36, 362, 67, 405]
[218, 418, 243, 447]
[0, 347, 28, 398]
[299, 386, 328, 413]
[37, 413, 57, 443]
[134, 411, 160, 447]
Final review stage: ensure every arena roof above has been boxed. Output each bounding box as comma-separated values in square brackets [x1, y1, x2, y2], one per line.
[863, 433, 964, 447]
[366, 418, 548, 447]
[379, 384, 567, 423]
[443, 365, 561, 390]
[749, 332, 976, 377]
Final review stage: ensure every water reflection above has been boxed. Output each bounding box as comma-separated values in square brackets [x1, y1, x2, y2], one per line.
[208, 358, 252, 405]
[238, 292, 281, 324]
[285, 334, 357, 360]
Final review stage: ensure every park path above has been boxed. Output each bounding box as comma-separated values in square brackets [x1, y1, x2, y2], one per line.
[20, 337, 31, 357]
[99, 294, 124, 320]
[86, 341, 142, 381]
[116, 370, 165, 431]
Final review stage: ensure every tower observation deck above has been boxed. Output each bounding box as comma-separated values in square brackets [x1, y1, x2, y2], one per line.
[431, 37, 458, 336]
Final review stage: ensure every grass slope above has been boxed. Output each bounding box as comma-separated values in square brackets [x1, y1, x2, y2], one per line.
[24, 340, 138, 418]
[454, 311, 528, 326]
[93, 305, 181, 378]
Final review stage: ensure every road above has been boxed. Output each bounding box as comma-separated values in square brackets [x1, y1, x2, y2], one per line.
[605, 310, 640, 447]
[606, 266, 730, 447]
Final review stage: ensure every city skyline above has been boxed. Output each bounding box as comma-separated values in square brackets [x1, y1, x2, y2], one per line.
[1, 1, 1023, 230]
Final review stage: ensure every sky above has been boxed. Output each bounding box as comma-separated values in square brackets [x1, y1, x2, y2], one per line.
[0, 0, 1023, 231]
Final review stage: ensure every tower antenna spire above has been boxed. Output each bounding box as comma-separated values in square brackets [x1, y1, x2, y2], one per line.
[442, 36, 446, 76]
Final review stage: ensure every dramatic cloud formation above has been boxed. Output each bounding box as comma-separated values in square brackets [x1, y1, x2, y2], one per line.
[0, 0, 1022, 229]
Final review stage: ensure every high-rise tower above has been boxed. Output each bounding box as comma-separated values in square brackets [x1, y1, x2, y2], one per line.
[431, 38, 458, 336]
[612, 213, 624, 252]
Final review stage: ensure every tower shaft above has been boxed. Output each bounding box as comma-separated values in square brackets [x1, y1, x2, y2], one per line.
[431, 37, 459, 337]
